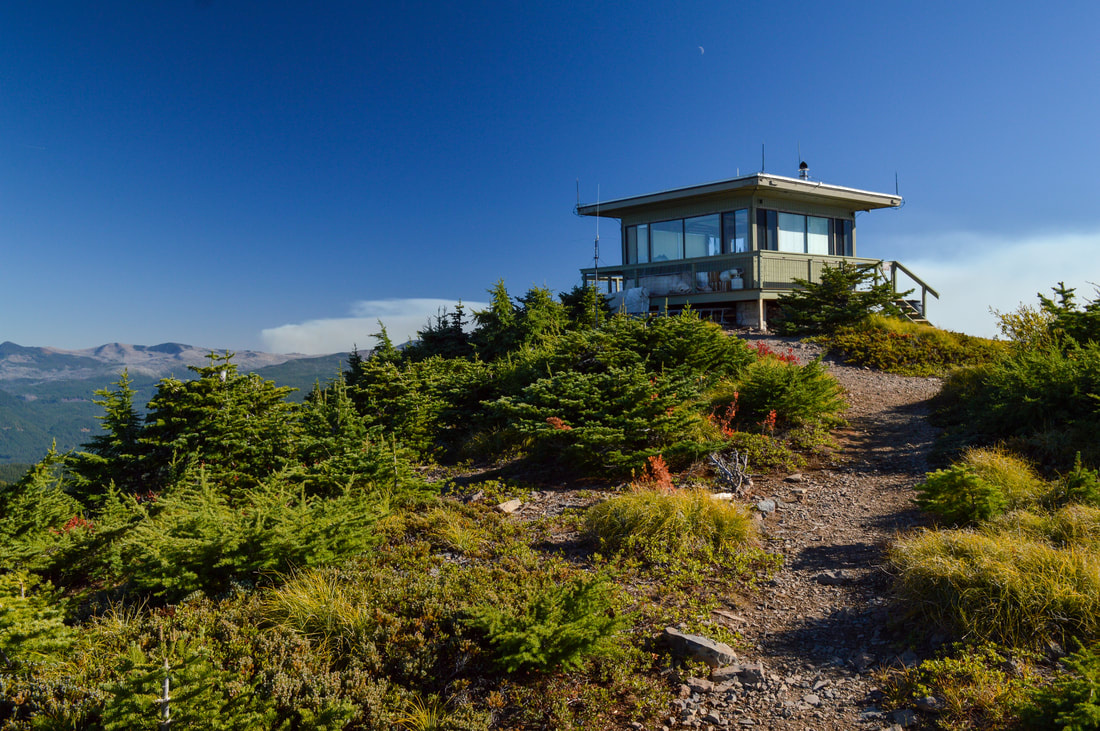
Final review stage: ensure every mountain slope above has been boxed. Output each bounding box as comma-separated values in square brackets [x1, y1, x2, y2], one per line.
[0, 343, 350, 464]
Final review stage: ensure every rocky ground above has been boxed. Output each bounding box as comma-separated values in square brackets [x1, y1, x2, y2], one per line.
[494, 335, 945, 730]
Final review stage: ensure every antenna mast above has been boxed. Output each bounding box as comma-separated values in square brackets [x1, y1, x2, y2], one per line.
[592, 186, 600, 323]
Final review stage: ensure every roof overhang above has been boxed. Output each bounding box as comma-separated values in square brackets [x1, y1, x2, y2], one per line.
[576, 173, 902, 218]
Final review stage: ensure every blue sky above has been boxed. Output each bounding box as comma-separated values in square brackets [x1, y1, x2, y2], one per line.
[4, 2, 1099, 353]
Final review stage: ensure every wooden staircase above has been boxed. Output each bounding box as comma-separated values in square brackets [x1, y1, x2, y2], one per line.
[894, 297, 933, 325]
[875, 260, 939, 327]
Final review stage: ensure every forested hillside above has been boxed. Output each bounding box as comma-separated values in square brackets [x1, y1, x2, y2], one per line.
[0, 351, 348, 465]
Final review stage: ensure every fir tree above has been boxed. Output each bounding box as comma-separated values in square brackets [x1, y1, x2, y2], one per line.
[68, 370, 145, 502]
[140, 352, 299, 494]
[775, 262, 907, 334]
[471, 280, 519, 359]
[516, 286, 569, 345]
[559, 284, 610, 329]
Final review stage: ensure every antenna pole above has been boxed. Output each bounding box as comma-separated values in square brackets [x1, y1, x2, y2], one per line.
[593, 186, 600, 323]
[761, 143, 765, 172]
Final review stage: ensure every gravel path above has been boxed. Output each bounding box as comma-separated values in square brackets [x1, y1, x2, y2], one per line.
[668, 336, 943, 730]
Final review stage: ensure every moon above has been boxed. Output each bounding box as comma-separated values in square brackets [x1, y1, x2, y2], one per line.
[699, 46, 705, 55]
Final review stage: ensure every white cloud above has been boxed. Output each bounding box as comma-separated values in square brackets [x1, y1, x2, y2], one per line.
[894, 230, 1099, 338]
[260, 298, 488, 355]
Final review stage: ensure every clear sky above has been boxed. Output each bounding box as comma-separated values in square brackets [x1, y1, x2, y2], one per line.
[4, 2, 1099, 353]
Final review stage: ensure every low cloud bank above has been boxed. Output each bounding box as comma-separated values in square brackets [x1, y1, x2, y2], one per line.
[261, 298, 487, 355]
[896, 230, 1098, 338]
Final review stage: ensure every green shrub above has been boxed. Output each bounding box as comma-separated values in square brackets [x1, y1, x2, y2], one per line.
[489, 364, 710, 474]
[465, 574, 622, 674]
[880, 643, 1035, 731]
[916, 465, 1010, 525]
[915, 447, 1046, 525]
[889, 529, 1100, 647]
[0, 446, 83, 572]
[0, 571, 73, 670]
[1022, 642, 1100, 730]
[1051, 455, 1100, 508]
[111, 471, 389, 599]
[823, 314, 1005, 376]
[729, 357, 846, 429]
[935, 342, 1100, 471]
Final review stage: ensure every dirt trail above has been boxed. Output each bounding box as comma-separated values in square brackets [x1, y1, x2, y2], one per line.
[674, 336, 943, 730]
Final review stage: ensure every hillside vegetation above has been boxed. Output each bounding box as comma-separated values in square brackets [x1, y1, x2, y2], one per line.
[0, 283, 844, 730]
[880, 284, 1100, 729]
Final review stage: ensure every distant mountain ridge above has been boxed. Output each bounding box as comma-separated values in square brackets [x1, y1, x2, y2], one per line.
[0, 342, 350, 465]
[0, 341, 319, 384]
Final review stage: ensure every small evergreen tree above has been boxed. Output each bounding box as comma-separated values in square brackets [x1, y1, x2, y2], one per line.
[775, 262, 907, 334]
[68, 370, 145, 501]
[140, 352, 299, 494]
[515, 286, 569, 345]
[404, 305, 472, 361]
[560, 284, 610, 330]
[471, 280, 519, 360]
[1039, 282, 1100, 346]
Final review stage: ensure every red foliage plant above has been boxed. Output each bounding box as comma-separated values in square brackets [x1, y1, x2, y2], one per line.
[761, 409, 778, 435]
[53, 515, 95, 535]
[545, 416, 573, 431]
[637, 454, 674, 492]
[751, 341, 798, 364]
[709, 393, 739, 438]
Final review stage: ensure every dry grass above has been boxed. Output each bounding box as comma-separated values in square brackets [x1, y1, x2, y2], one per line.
[961, 447, 1048, 509]
[584, 487, 755, 557]
[261, 568, 369, 656]
[890, 528, 1100, 647]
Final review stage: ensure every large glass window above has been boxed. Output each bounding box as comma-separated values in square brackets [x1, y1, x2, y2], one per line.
[831, 219, 853, 256]
[807, 216, 829, 254]
[626, 224, 649, 264]
[723, 209, 749, 252]
[770, 211, 835, 254]
[685, 214, 720, 258]
[650, 220, 684, 261]
[777, 213, 805, 252]
[757, 209, 778, 251]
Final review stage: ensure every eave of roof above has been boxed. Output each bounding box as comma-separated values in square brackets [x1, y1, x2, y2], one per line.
[576, 173, 902, 217]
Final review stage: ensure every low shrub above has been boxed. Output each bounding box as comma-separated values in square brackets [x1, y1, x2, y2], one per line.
[889, 529, 1100, 647]
[489, 364, 710, 474]
[916, 447, 1047, 525]
[1048, 455, 1100, 509]
[916, 464, 1010, 525]
[880, 643, 1036, 731]
[1021, 642, 1100, 730]
[0, 571, 73, 670]
[730, 357, 846, 429]
[935, 342, 1100, 471]
[822, 314, 1005, 376]
[465, 574, 622, 674]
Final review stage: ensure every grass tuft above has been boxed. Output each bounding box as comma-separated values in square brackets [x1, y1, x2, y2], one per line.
[890, 528, 1100, 647]
[585, 487, 755, 559]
